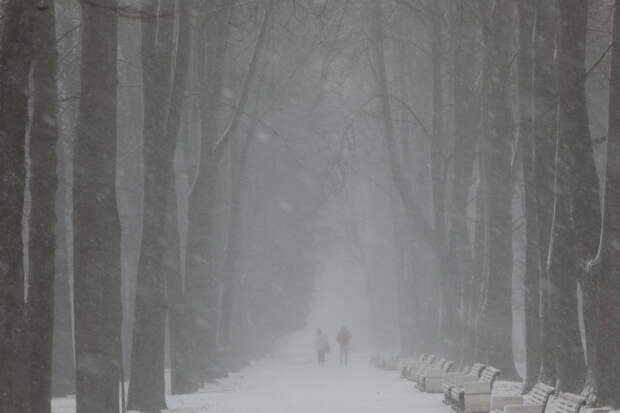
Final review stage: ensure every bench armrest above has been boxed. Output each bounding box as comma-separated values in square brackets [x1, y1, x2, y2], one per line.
[492, 396, 524, 410]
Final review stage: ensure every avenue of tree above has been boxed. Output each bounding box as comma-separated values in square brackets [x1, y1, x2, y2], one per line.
[1, 1, 620, 412]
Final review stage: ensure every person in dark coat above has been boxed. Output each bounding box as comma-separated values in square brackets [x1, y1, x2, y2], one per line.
[336, 325, 351, 366]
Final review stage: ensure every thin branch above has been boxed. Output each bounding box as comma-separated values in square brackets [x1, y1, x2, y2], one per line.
[213, 0, 276, 156]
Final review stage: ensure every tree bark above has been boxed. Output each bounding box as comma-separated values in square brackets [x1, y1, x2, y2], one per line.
[184, 0, 231, 387]
[127, 0, 191, 408]
[426, 0, 459, 360]
[532, 0, 558, 387]
[74, 1, 122, 412]
[27, 1, 59, 411]
[478, 0, 520, 380]
[559, 0, 602, 397]
[219, 79, 264, 361]
[0, 1, 35, 411]
[517, 0, 541, 393]
[587, 3, 620, 406]
[450, 0, 479, 366]
[548, 0, 594, 393]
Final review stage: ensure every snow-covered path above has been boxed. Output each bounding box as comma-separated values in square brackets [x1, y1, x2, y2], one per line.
[53, 353, 453, 413]
[165, 353, 447, 413]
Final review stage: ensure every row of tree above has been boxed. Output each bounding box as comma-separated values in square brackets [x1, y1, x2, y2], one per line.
[0, 1, 328, 412]
[351, 0, 620, 407]
[4, 0, 620, 411]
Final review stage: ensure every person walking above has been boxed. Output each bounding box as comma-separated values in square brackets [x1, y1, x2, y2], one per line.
[314, 328, 330, 365]
[336, 325, 351, 366]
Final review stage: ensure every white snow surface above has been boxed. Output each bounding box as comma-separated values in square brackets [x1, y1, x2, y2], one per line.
[52, 352, 475, 413]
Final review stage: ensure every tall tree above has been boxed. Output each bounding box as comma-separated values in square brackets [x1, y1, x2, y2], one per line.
[127, 0, 191, 409]
[183, 0, 231, 388]
[532, 0, 558, 387]
[547, 0, 594, 393]
[0, 1, 35, 411]
[218, 0, 274, 359]
[27, 1, 60, 412]
[517, 0, 541, 393]
[586, 2, 620, 406]
[478, 0, 520, 380]
[425, 0, 459, 360]
[563, 0, 602, 397]
[449, 0, 479, 365]
[73, 1, 122, 412]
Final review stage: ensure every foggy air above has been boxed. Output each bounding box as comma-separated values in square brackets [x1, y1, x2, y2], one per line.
[1, 1, 620, 413]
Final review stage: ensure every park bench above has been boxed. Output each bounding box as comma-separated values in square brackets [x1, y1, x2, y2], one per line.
[541, 392, 586, 413]
[403, 354, 439, 381]
[415, 358, 456, 392]
[401, 353, 435, 378]
[399, 353, 429, 377]
[410, 357, 449, 383]
[444, 366, 500, 413]
[441, 363, 486, 395]
[490, 382, 555, 413]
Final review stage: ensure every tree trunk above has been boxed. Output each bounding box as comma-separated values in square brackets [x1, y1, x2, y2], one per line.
[478, 0, 520, 380]
[532, 0, 558, 387]
[219, 85, 263, 363]
[52, 135, 75, 398]
[517, 0, 541, 393]
[548, 0, 594, 393]
[127, 0, 191, 408]
[426, 0, 459, 360]
[588, 3, 620, 406]
[559, 0, 602, 397]
[450, 0, 479, 366]
[27, 2, 59, 411]
[0, 1, 34, 411]
[184, 0, 231, 387]
[73, 1, 122, 412]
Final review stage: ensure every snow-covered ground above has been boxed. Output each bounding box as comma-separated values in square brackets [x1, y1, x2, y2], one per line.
[51, 352, 448, 413]
[53, 352, 521, 413]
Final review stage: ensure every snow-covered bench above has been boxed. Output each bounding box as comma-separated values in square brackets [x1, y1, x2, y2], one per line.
[410, 357, 449, 383]
[401, 353, 435, 379]
[399, 353, 429, 377]
[491, 382, 555, 413]
[414, 358, 456, 392]
[402, 354, 438, 381]
[441, 363, 486, 395]
[443, 366, 500, 413]
[541, 392, 586, 413]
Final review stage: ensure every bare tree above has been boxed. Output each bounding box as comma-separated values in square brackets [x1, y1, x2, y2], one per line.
[73, 1, 122, 412]
[547, 0, 596, 393]
[517, 0, 541, 393]
[477, 0, 520, 380]
[27, 1, 59, 412]
[0, 0, 35, 411]
[127, 0, 191, 410]
[451, 0, 480, 367]
[584, 0, 620, 406]
[532, 0, 558, 387]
